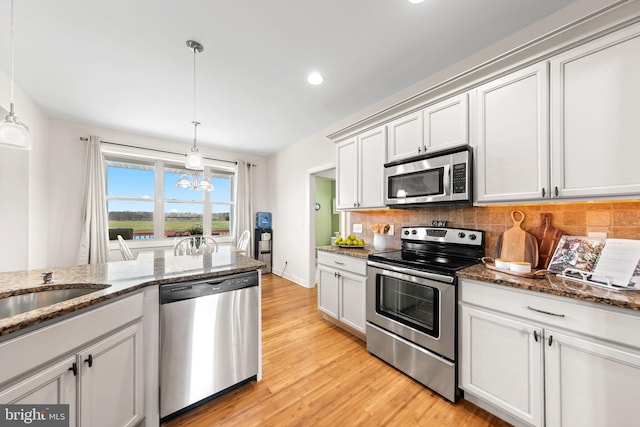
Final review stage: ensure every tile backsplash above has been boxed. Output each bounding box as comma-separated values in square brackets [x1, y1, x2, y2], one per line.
[349, 201, 640, 257]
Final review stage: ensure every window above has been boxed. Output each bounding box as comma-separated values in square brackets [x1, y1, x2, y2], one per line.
[106, 156, 235, 241]
[106, 159, 155, 240]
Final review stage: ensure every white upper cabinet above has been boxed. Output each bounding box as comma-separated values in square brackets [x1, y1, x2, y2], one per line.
[387, 111, 424, 162]
[424, 93, 469, 153]
[336, 125, 387, 210]
[550, 22, 640, 199]
[336, 137, 358, 210]
[475, 62, 549, 203]
[387, 93, 469, 163]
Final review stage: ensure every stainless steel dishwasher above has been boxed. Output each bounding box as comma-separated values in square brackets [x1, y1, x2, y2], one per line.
[159, 270, 259, 420]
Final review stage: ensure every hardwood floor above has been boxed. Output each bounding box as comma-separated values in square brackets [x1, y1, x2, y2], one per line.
[162, 273, 511, 427]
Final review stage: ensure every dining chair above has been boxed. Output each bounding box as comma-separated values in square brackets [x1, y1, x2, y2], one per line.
[174, 236, 218, 256]
[117, 235, 136, 261]
[236, 230, 251, 254]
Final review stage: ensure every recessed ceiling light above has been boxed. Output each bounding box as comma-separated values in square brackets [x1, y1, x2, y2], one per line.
[408, 0, 425, 3]
[307, 72, 324, 85]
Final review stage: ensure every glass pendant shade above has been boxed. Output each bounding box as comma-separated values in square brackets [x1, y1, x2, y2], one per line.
[0, 111, 31, 150]
[185, 148, 204, 170]
[175, 172, 214, 191]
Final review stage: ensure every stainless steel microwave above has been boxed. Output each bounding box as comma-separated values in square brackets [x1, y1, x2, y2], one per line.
[384, 146, 472, 207]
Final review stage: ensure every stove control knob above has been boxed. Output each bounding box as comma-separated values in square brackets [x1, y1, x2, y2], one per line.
[411, 229, 417, 235]
[469, 234, 477, 241]
[403, 229, 410, 236]
[458, 232, 466, 239]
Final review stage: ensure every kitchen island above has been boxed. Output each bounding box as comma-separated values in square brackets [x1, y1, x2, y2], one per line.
[0, 248, 264, 337]
[0, 249, 264, 427]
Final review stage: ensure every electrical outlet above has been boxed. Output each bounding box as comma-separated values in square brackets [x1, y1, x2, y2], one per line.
[588, 232, 608, 239]
[352, 223, 363, 233]
[387, 225, 394, 236]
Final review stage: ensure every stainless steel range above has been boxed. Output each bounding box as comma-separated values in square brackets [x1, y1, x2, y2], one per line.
[366, 225, 484, 402]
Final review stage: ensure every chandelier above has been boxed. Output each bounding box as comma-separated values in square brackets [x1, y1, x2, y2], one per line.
[0, 0, 31, 149]
[176, 40, 213, 191]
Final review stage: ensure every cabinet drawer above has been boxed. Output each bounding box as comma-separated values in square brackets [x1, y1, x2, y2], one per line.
[460, 279, 640, 349]
[317, 252, 366, 276]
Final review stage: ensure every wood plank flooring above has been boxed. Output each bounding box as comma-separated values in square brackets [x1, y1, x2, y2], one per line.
[162, 273, 511, 427]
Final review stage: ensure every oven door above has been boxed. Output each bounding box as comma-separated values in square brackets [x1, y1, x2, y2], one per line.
[366, 262, 456, 360]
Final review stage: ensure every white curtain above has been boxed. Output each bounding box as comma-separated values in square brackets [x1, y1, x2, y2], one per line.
[77, 136, 109, 264]
[234, 161, 254, 256]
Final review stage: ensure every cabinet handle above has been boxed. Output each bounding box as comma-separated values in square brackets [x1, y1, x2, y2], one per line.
[548, 335, 554, 347]
[417, 146, 422, 153]
[541, 188, 546, 198]
[527, 306, 565, 318]
[533, 330, 539, 342]
[554, 186, 559, 197]
[334, 272, 337, 278]
[334, 261, 344, 265]
[84, 354, 93, 368]
[68, 362, 77, 376]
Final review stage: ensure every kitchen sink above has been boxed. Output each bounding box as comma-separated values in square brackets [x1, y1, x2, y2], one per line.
[0, 286, 110, 319]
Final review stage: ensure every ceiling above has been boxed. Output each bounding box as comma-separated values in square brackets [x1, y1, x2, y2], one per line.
[0, 0, 575, 156]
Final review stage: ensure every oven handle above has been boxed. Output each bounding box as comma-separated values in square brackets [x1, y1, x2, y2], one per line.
[367, 260, 454, 284]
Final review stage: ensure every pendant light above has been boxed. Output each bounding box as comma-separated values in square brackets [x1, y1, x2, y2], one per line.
[185, 40, 204, 171]
[0, 0, 31, 150]
[176, 40, 213, 191]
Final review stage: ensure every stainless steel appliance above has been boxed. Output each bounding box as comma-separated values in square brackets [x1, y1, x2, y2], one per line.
[384, 146, 472, 207]
[159, 271, 259, 420]
[255, 228, 272, 273]
[367, 225, 484, 402]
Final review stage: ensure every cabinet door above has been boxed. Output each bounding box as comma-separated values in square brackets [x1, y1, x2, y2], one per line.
[336, 138, 358, 209]
[0, 356, 77, 426]
[317, 264, 340, 319]
[387, 111, 423, 162]
[475, 62, 549, 203]
[79, 322, 143, 427]
[545, 328, 640, 427]
[460, 305, 544, 427]
[424, 93, 468, 153]
[339, 270, 366, 333]
[550, 23, 640, 199]
[358, 125, 387, 209]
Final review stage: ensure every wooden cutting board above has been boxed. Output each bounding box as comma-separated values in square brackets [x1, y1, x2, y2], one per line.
[530, 213, 565, 270]
[495, 210, 539, 267]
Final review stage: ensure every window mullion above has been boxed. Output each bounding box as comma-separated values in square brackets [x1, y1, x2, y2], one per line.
[203, 166, 212, 235]
[156, 160, 164, 239]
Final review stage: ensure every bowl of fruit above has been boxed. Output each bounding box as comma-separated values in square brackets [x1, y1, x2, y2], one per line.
[335, 234, 365, 248]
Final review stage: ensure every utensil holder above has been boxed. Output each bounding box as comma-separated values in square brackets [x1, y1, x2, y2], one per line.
[373, 233, 387, 250]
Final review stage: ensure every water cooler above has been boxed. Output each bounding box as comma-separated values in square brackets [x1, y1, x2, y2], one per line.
[255, 212, 272, 274]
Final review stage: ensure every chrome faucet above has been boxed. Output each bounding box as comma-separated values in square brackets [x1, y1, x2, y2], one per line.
[41, 271, 54, 284]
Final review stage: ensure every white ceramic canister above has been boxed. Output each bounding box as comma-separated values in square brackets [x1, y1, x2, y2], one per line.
[373, 233, 387, 250]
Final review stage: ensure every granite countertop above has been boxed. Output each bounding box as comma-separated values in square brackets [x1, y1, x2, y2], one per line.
[316, 245, 398, 260]
[458, 263, 640, 311]
[0, 249, 265, 336]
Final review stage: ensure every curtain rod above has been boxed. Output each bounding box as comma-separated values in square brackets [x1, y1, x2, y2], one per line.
[80, 137, 240, 165]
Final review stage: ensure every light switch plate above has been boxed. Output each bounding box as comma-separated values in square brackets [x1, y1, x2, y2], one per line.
[352, 223, 363, 233]
[387, 225, 394, 236]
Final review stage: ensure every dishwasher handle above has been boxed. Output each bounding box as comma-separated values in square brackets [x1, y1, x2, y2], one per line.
[160, 270, 258, 304]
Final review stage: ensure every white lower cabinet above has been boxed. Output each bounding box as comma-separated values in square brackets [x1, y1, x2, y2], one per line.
[78, 323, 143, 427]
[460, 279, 640, 427]
[0, 293, 145, 427]
[317, 252, 366, 336]
[0, 356, 77, 425]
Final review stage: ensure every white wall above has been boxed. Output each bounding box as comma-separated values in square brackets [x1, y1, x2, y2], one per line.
[0, 71, 49, 272]
[267, 134, 334, 286]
